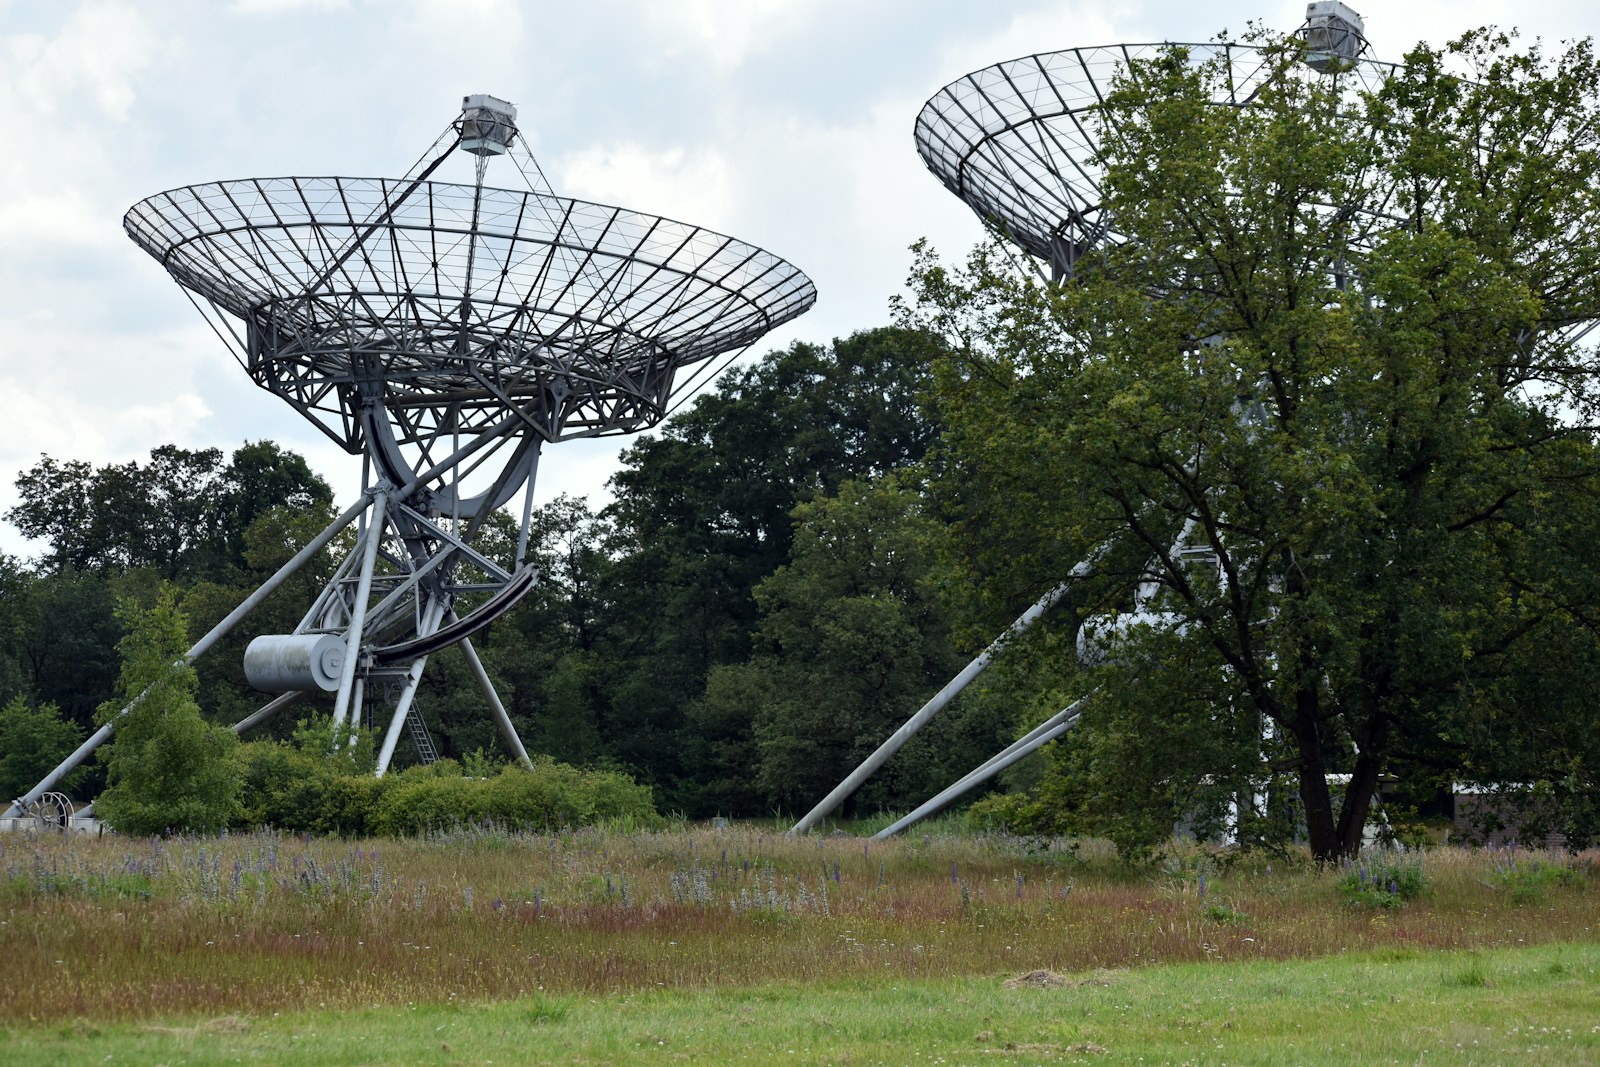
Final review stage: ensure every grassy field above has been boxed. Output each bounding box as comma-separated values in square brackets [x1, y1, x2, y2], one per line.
[3, 942, 1597, 1065]
[1, 823, 1596, 1063]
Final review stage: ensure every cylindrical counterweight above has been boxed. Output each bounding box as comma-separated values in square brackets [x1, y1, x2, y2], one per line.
[243, 634, 345, 692]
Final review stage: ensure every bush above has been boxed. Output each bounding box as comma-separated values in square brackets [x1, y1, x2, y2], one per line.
[366, 758, 659, 831]
[1490, 854, 1579, 905]
[369, 759, 660, 835]
[0, 696, 85, 801]
[963, 791, 1047, 834]
[236, 740, 350, 834]
[235, 744, 661, 837]
[236, 739, 315, 828]
[1337, 851, 1427, 909]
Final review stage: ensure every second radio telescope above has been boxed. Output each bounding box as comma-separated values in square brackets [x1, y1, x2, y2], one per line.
[913, 8, 1385, 279]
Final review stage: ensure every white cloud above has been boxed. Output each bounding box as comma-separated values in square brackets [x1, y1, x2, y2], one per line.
[0, 189, 111, 253]
[637, 0, 826, 69]
[0, 1, 161, 122]
[555, 143, 737, 231]
[233, 0, 346, 13]
[937, 2, 1129, 71]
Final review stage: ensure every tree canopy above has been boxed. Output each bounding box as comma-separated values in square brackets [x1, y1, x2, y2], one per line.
[8, 441, 331, 580]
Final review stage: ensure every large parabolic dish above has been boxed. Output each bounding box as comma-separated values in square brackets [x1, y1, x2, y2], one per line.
[913, 40, 1394, 279]
[7, 95, 816, 814]
[123, 177, 817, 455]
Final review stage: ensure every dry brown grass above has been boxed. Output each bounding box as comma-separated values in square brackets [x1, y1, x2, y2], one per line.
[1, 823, 1594, 1021]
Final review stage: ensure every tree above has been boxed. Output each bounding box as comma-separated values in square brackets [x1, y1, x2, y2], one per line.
[7, 441, 331, 581]
[185, 500, 345, 731]
[599, 328, 947, 805]
[470, 496, 611, 770]
[698, 477, 1008, 816]
[9, 446, 221, 577]
[0, 696, 85, 802]
[909, 31, 1600, 860]
[94, 587, 242, 834]
[0, 563, 124, 731]
[204, 441, 335, 578]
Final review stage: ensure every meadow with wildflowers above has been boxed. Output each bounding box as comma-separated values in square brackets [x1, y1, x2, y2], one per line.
[1, 823, 1596, 1064]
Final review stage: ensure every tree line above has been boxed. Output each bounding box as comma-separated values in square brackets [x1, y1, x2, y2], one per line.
[1, 328, 1018, 823]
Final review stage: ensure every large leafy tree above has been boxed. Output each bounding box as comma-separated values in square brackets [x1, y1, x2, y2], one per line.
[5, 442, 337, 735]
[481, 495, 613, 767]
[698, 477, 992, 815]
[911, 31, 1600, 860]
[0, 560, 123, 730]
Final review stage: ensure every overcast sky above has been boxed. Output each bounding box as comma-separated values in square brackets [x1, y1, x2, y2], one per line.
[0, 0, 1592, 557]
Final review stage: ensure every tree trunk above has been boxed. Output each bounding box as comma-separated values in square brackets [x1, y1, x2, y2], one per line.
[1335, 616, 1399, 858]
[1292, 680, 1340, 863]
[1337, 708, 1391, 858]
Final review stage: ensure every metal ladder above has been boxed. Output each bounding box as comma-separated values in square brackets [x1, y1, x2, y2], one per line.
[406, 705, 439, 765]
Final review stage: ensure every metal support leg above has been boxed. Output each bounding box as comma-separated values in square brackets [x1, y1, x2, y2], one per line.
[788, 558, 1096, 834]
[348, 678, 365, 744]
[457, 628, 534, 769]
[872, 696, 1089, 839]
[232, 691, 303, 735]
[375, 661, 428, 777]
[331, 490, 389, 731]
[375, 601, 447, 776]
[4, 493, 371, 818]
[513, 448, 541, 571]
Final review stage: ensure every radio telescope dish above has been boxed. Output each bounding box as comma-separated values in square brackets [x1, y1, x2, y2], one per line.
[913, 14, 1388, 279]
[9, 95, 815, 812]
[123, 130, 815, 515]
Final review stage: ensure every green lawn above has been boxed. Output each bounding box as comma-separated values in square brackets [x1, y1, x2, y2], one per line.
[4, 942, 1597, 1065]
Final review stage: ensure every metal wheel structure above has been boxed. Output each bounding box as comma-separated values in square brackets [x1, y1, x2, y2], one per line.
[7, 95, 814, 816]
[792, 4, 1390, 836]
[27, 792, 74, 833]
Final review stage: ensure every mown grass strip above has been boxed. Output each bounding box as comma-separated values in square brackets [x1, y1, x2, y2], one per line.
[4, 941, 1596, 1066]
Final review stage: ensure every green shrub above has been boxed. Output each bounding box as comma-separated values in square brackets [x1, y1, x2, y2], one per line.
[962, 791, 1044, 833]
[574, 765, 662, 822]
[1490, 856, 1578, 905]
[320, 773, 384, 836]
[236, 739, 354, 833]
[1203, 901, 1250, 925]
[368, 760, 660, 836]
[1337, 851, 1427, 909]
[370, 774, 483, 835]
[0, 696, 86, 801]
[236, 740, 660, 837]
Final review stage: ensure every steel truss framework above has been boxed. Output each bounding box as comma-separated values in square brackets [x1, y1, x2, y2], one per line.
[7, 98, 815, 816]
[797, 27, 1596, 837]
